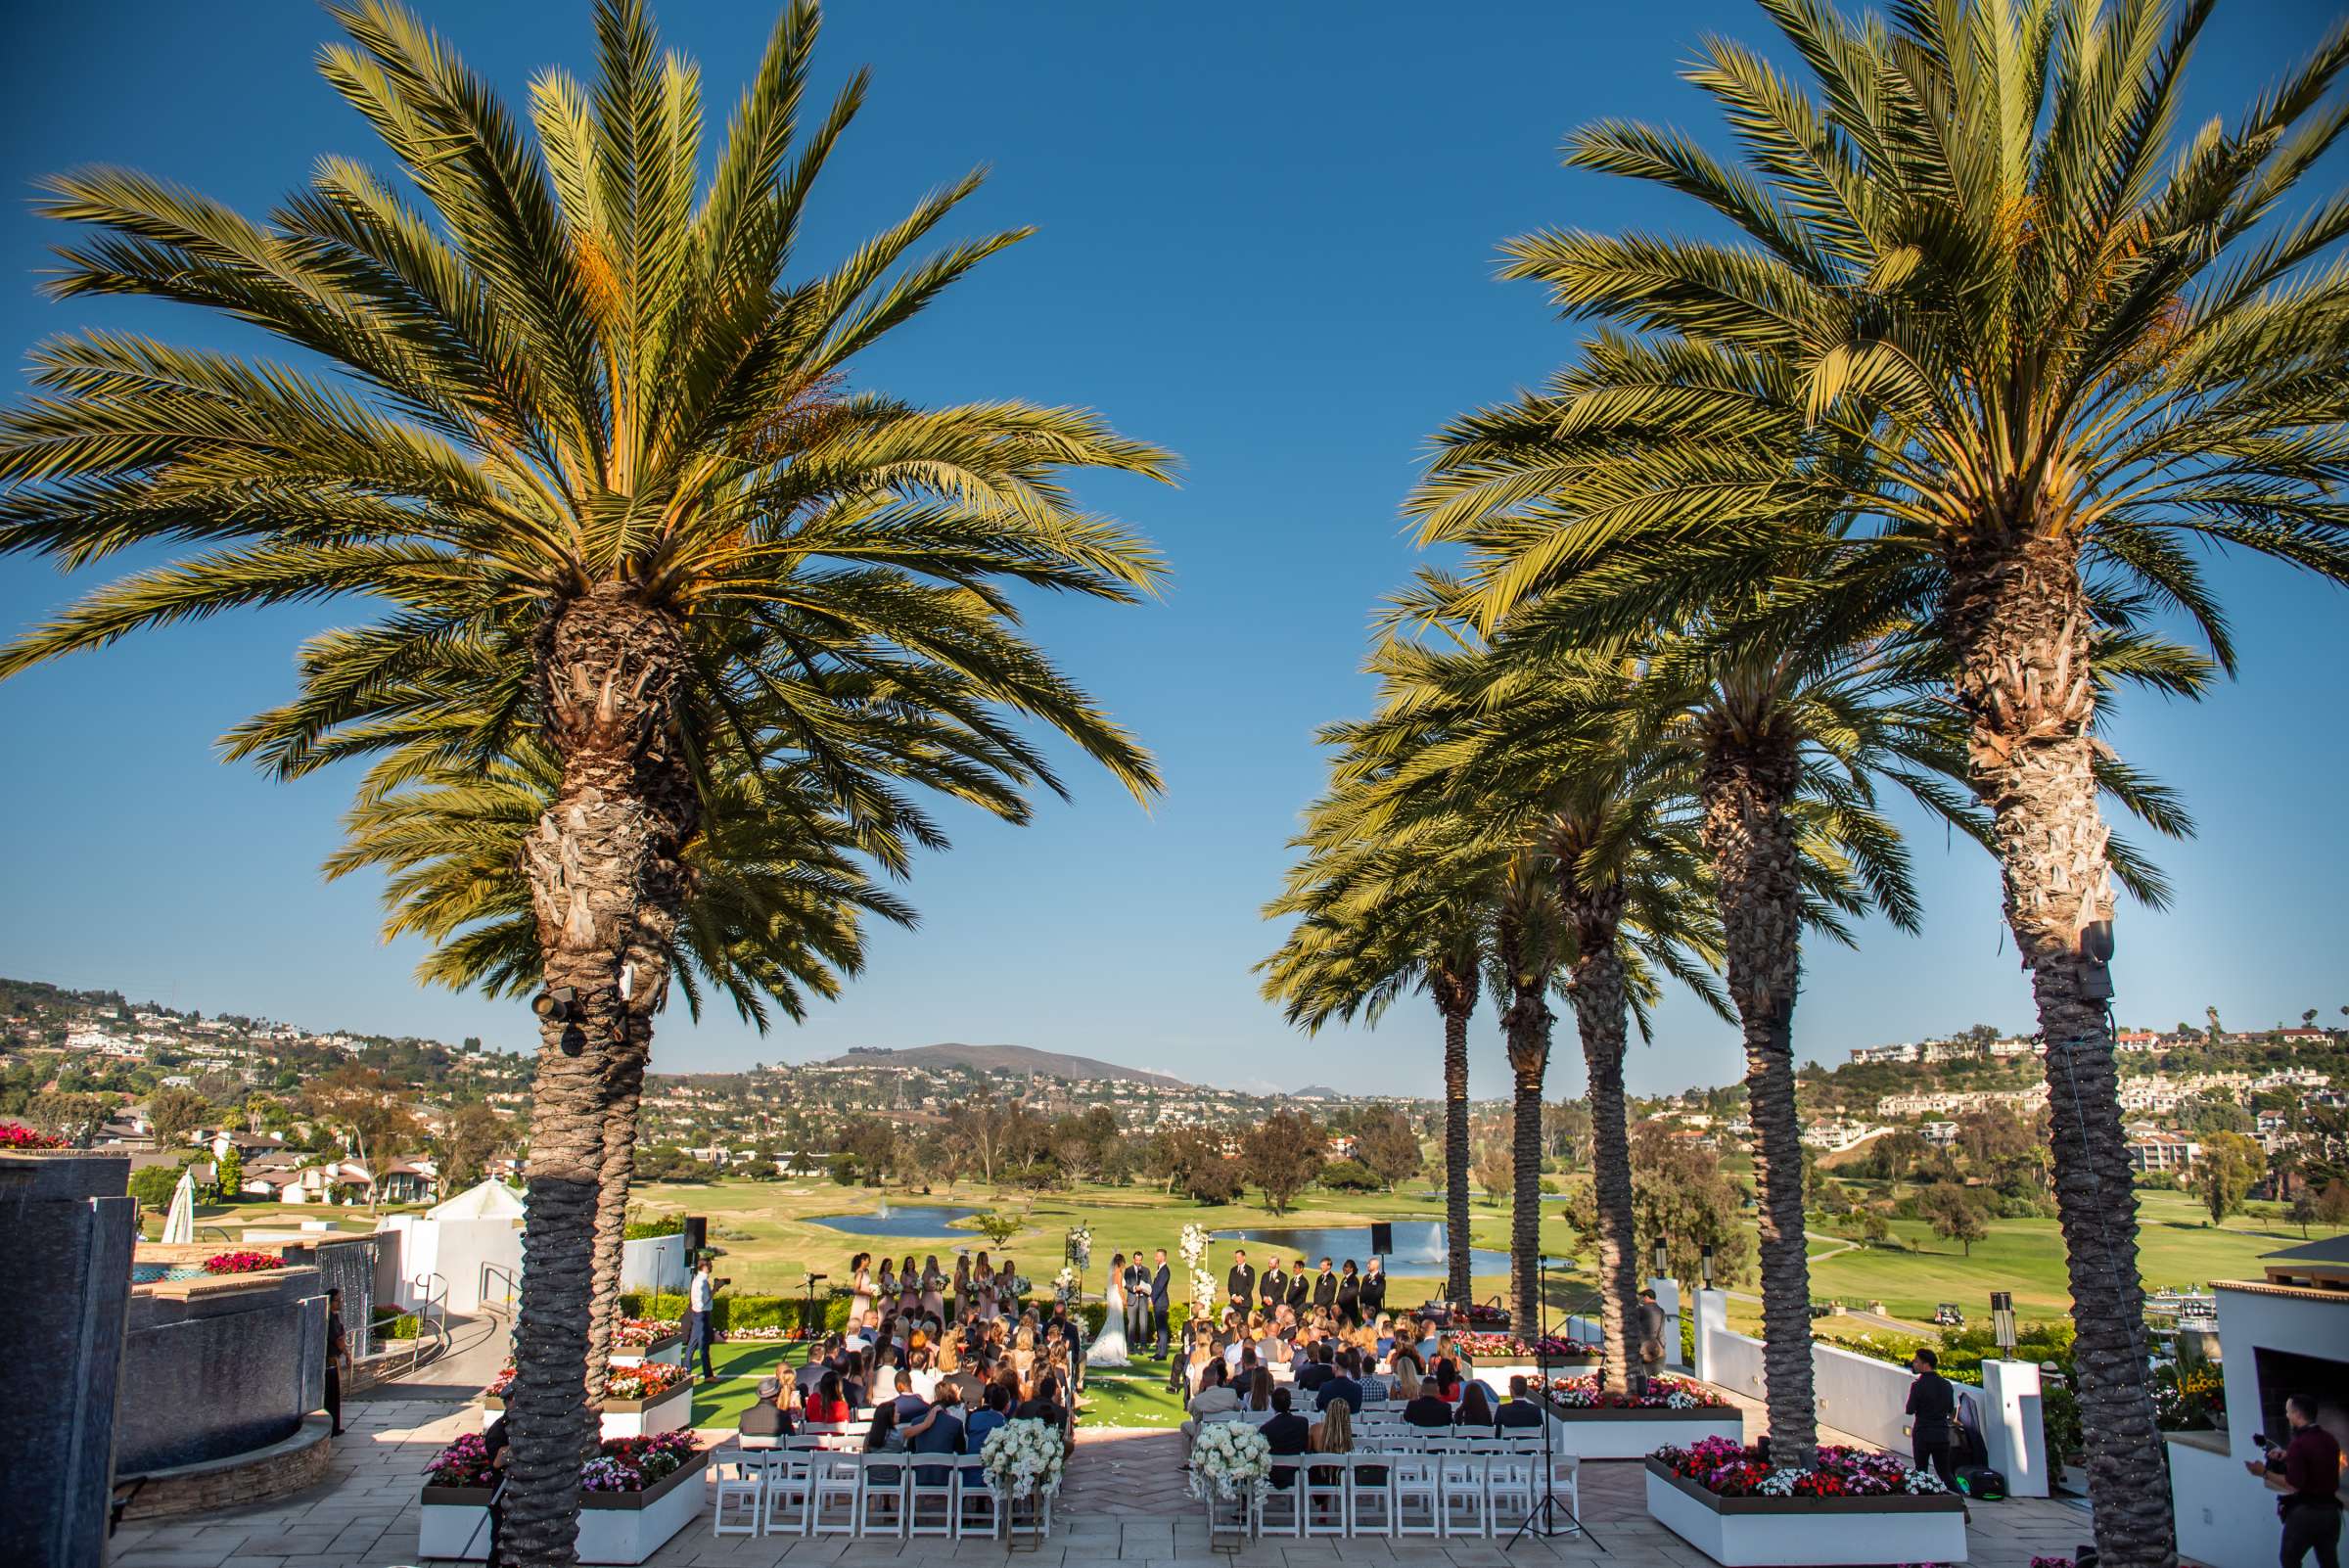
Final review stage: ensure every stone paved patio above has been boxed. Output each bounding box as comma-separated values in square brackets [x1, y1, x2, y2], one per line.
[102, 1391, 2105, 1568]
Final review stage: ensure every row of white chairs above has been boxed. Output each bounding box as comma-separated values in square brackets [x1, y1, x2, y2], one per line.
[712, 1447, 1049, 1542]
[1221, 1451, 1577, 1540]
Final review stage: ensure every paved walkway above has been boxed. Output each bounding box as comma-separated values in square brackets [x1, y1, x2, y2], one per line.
[103, 1391, 2106, 1568]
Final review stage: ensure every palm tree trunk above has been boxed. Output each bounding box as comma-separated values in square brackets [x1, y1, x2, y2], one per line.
[1565, 881, 1640, 1394]
[1948, 537, 2170, 1568]
[503, 587, 697, 1568]
[1700, 736, 1817, 1467]
[1435, 963, 1478, 1305]
[1503, 983, 1553, 1334]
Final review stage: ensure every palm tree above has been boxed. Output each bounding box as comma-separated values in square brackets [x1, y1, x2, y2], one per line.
[1261, 807, 1489, 1305]
[325, 725, 941, 1392]
[0, 5, 1170, 1560]
[1331, 616, 1727, 1384]
[1410, 5, 2344, 1551]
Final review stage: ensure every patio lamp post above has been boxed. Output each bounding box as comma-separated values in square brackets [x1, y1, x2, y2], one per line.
[1700, 1243, 1715, 1292]
[1990, 1290, 2017, 1354]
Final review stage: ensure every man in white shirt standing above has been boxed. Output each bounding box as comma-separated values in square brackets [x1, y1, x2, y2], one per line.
[684, 1258, 716, 1382]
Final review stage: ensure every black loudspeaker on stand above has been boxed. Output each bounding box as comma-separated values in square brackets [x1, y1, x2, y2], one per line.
[683, 1216, 708, 1257]
[1368, 1221, 1394, 1256]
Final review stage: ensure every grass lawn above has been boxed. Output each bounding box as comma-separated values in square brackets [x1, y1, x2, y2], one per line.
[1077, 1361, 1189, 1430]
[688, 1338, 808, 1428]
[637, 1176, 2346, 1340]
[630, 1176, 1580, 1312]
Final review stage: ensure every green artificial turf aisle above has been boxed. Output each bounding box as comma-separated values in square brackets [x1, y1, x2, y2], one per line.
[1077, 1361, 1188, 1429]
[689, 1339, 806, 1428]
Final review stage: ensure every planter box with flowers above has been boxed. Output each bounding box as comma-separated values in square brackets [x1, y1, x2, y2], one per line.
[607, 1317, 682, 1367]
[418, 1431, 706, 1564]
[1462, 1333, 1602, 1398]
[1536, 1374, 1744, 1458]
[1643, 1439, 1965, 1567]
[479, 1362, 693, 1441]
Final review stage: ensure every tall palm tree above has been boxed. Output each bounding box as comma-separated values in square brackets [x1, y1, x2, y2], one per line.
[0, 5, 1170, 1560]
[1261, 806, 1490, 1305]
[1411, 4, 2343, 1550]
[1332, 619, 1727, 1384]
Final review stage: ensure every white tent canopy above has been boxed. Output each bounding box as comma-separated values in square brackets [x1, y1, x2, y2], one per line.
[427, 1178, 525, 1222]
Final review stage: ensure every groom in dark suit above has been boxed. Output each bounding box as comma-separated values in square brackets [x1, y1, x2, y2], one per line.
[1123, 1252, 1149, 1341]
[1286, 1258, 1311, 1313]
[1225, 1248, 1255, 1313]
[1150, 1249, 1173, 1358]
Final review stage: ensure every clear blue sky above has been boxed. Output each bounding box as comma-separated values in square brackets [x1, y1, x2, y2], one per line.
[2, 1, 2343, 1099]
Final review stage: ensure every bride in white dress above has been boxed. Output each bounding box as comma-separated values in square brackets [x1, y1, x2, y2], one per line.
[1086, 1251, 1131, 1367]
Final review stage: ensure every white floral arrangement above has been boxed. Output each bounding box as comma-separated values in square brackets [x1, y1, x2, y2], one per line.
[1066, 1225, 1092, 1268]
[1054, 1265, 1082, 1305]
[1179, 1224, 1214, 1314]
[980, 1416, 1066, 1501]
[1186, 1418, 1272, 1504]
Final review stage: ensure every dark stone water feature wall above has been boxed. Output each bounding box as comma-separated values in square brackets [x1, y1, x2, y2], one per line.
[283, 1232, 381, 1358]
[0, 1152, 136, 1568]
[115, 1268, 326, 1475]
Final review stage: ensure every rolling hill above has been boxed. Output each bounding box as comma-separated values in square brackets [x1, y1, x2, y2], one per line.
[820, 1043, 1190, 1089]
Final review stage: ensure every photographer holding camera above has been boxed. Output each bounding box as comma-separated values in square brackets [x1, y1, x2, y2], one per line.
[2245, 1394, 2343, 1568]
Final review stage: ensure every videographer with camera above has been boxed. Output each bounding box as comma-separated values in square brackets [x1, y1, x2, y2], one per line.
[2245, 1394, 2343, 1568]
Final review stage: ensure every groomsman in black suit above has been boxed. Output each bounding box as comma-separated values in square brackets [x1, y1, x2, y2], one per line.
[1360, 1256, 1387, 1318]
[1313, 1257, 1339, 1312]
[1259, 1257, 1287, 1314]
[1224, 1248, 1256, 1313]
[1150, 1249, 1173, 1358]
[1285, 1258, 1311, 1312]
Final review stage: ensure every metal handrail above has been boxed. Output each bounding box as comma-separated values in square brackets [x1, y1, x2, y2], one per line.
[480, 1261, 521, 1311]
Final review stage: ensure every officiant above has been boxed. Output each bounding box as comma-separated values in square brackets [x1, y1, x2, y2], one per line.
[1225, 1247, 1255, 1311]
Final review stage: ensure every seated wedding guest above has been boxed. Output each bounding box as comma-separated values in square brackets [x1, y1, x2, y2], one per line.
[1019, 1371, 1070, 1435]
[1389, 1342, 1425, 1381]
[1415, 1317, 1443, 1361]
[1297, 1342, 1337, 1395]
[1244, 1365, 1276, 1411]
[796, 1337, 837, 1396]
[891, 1368, 928, 1425]
[1497, 1375, 1546, 1429]
[1372, 1314, 1397, 1359]
[739, 1376, 792, 1446]
[1315, 1348, 1364, 1413]
[1180, 1361, 1241, 1452]
[1357, 1352, 1392, 1406]
[966, 1381, 1011, 1450]
[1403, 1376, 1453, 1429]
[905, 1387, 964, 1487]
[864, 1399, 899, 1452]
[1262, 1386, 1311, 1491]
[1391, 1361, 1422, 1403]
[1455, 1380, 1497, 1429]
[1431, 1357, 1465, 1405]
[1315, 1398, 1382, 1487]
[807, 1370, 852, 1425]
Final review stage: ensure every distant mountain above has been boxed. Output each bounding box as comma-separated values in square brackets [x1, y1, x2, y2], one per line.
[1293, 1084, 1344, 1100]
[821, 1043, 1190, 1090]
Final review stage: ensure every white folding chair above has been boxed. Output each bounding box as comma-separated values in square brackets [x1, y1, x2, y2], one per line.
[1546, 1452, 1583, 1529]
[906, 1463, 957, 1538]
[856, 1457, 907, 1538]
[1487, 1453, 1536, 1527]
[956, 1468, 999, 1539]
[1390, 1455, 1440, 1537]
[1303, 1458, 1348, 1537]
[761, 1451, 813, 1536]
[809, 1453, 862, 1536]
[713, 1449, 767, 1537]
[1346, 1453, 1395, 1538]
[1253, 1470, 1304, 1538]
[1438, 1453, 1488, 1537]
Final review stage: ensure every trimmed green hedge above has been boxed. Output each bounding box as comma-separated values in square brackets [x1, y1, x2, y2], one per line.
[607, 1292, 1209, 1340]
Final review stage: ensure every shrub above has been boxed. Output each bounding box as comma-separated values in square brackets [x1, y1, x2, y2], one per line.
[1183, 1158, 1247, 1206]
[622, 1215, 683, 1241]
[1317, 1158, 1380, 1192]
[128, 1164, 184, 1211]
[618, 1290, 852, 1335]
